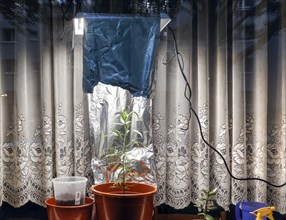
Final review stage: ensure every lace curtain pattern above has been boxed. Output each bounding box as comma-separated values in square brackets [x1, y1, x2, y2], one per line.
[0, 3, 94, 207]
[153, 0, 286, 214]
[1, 0, 286, 215]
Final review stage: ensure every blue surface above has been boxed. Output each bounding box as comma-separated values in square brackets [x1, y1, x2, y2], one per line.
[82, 13, 160, 98]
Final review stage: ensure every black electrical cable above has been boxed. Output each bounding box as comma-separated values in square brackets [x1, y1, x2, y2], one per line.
[163, 27, 192, 131]
[167, 25, 286, 188]
[60, 0, 82, 39]
[60, 0, 82, 21]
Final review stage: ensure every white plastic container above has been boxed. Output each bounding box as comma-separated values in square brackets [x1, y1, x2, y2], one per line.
[52, 176, 88, 206]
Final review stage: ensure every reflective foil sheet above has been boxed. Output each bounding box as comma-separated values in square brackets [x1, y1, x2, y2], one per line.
[89, 83, 156, 186]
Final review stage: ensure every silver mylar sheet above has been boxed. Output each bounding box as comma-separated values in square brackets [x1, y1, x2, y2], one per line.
[88, 83, 156, 186]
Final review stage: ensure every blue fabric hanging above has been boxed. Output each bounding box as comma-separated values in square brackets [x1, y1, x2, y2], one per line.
[82, 13, 160, 98]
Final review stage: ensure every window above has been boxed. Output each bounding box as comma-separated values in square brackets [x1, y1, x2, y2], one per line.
[29, 30, 39, 41]
[2, 28, 16, 42]
[1, 59, 16, 75]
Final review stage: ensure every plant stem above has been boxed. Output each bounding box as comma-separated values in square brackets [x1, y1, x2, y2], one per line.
[204, 193, 210, 219]
[122, 116, 129, 192]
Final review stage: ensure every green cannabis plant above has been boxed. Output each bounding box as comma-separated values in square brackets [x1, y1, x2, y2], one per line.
[105, 109, 144, 192]
[195, 188, 218, 220]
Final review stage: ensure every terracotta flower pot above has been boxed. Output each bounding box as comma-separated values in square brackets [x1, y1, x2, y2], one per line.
[45, 197, 94, 220]
[91, 182, 157, 220]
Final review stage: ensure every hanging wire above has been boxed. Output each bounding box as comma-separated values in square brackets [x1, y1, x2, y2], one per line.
[166, 25, 286, 188]
[162, 27, 192, 131]
[59, 0, 82, 39]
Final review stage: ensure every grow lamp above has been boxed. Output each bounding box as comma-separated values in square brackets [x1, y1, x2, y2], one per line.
[74, 17, 84, 35]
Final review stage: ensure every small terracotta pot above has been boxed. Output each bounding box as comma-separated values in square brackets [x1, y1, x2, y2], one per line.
[91, 182, 157, 220]
[45, 197, 94, 220]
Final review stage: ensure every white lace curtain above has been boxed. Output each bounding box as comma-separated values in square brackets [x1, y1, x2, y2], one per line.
[0, 3, 93, 207]
[153, 0, 286, 214]
[1, 0, 286, 214]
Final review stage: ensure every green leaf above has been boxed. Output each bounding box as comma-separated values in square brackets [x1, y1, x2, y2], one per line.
[202, 189, 209, 194]
[196, 201, 204, 206]
[114, 122, 123, 126]
[120, 117, 125, 124]
[111, 130, 121, 136]
[125, 120, 132, 125]
[208, 188, 218, 196]
[132, 129, 143, 137]
[207, 206, 217, 211]
[204, 214, 214, 220]
[197, 198, 205, 203]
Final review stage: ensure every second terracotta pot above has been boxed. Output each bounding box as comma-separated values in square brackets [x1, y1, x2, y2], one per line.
[91, 182, 157, 220]
[45, 197, 94, 220]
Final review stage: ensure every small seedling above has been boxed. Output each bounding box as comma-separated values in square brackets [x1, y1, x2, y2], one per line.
[195, 188, 218, 220]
